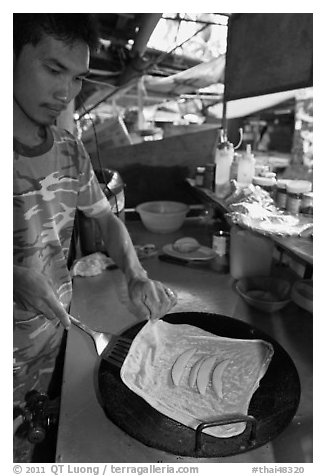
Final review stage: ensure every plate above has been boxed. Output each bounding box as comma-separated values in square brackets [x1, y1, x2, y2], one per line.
[162, 243, 216, 261]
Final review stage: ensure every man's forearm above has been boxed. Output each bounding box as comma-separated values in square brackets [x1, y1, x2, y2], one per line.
[95, 210, 147, 283]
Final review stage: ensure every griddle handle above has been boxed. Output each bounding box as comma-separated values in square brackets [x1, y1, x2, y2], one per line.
[195, 413, 257, 454]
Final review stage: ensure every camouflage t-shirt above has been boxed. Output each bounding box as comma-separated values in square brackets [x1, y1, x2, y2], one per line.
[13, 125, 110, 405]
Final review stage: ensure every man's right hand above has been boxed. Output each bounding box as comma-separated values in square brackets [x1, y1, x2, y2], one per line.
[13, 265, 71, 329]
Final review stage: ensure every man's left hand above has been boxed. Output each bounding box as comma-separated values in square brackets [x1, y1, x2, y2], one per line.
[127, 277, 177, 322]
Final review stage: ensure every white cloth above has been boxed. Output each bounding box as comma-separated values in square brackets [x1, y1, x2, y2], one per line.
[70, 252, 114, 277]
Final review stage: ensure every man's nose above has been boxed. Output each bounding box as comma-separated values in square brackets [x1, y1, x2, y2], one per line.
[54, 91, 69, 104]
[54, 80, 81, 104]
[54, 80, 72, 103]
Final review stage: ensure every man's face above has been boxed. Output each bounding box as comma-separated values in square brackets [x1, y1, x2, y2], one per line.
[13, 35, 90, 126]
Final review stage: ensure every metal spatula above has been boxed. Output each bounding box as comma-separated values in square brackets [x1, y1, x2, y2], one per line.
[69, 315, 132, 364]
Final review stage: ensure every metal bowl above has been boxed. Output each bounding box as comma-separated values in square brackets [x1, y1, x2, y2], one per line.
[136, 201, 189, 234]
[291, 279, 313, 313]
[235, 276, 291, 313]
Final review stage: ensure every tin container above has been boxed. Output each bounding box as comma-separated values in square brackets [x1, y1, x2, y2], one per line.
[275, 179, 291, 209]
[195, 166, 205, 187]
[211, 229, 230, 273]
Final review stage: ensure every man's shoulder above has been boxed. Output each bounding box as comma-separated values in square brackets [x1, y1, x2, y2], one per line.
[50, 125, 88, 158]
[50, 124, 79, 144]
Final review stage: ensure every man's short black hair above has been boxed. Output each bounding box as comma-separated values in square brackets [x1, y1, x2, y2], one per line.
[13, 13, 99, 57]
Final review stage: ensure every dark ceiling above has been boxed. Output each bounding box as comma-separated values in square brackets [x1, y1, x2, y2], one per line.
[89, 13, 202, 85]
[79, 13, 215, 113]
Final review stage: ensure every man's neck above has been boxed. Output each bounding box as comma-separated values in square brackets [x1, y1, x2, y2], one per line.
[13, 100, 47, 148]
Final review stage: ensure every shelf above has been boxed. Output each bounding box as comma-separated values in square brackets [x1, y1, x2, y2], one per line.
[186, 178, 313, 272]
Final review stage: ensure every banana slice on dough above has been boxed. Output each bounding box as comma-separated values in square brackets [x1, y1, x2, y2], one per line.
[171, 348, 197, 386]
[188, 356, 206, 387]
[196, 355, 218, 395]
[212, 359, 230, 399]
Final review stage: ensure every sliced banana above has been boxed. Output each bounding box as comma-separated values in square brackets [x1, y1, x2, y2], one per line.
[188, 356, 206, 387]
[173, 237, 200, 253]
[171, 348, 197, 386]
[212, 359, 230, 399]
[196, 355, 218, 395]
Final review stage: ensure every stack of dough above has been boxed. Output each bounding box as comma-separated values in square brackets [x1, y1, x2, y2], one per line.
[173, 237, 200, 253]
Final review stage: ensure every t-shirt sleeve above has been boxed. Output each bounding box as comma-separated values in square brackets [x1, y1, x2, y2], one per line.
[76, 141, 111, 218]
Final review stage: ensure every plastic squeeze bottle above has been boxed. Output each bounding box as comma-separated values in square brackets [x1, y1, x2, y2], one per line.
[237, 144, 256, 187]
[214, 129, 234, 199]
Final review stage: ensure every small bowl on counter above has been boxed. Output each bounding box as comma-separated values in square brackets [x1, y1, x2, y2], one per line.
[291, 279, 313, 313]
[136, 201, 189, 234]
[235, 276, 292, 313]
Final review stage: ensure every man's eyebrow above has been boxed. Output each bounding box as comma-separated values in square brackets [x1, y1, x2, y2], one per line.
[45, 58, 90, 77]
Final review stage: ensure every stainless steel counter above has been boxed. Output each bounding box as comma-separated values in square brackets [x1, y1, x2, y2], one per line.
[55, 219, 312, 463]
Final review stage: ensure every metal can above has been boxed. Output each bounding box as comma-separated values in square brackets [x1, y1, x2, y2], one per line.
[195, 166, 205, 186]
[212, 229, 230, 273]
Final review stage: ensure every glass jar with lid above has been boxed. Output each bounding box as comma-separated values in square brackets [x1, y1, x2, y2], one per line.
[253, 176, 277, 196]
[286, 180, 312, 215]
[300, 191, 313, 216]
[275, 179, 291, 209]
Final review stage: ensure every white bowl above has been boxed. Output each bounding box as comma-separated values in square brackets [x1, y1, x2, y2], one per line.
[136, 201, 189, 233]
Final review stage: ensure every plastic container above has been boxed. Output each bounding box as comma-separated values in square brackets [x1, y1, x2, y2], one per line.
[214, 129, 234, 199]
[275, 179, 291, 209]
[286, 180, 312, 215]
[237, 144, 255, 186]
[230, 226, 274, 280]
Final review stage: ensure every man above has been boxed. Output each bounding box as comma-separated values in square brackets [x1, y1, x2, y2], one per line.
[13, 14, 176, 460]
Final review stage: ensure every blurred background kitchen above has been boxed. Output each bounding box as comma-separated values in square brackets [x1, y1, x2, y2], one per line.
[60, 13, 313, 204]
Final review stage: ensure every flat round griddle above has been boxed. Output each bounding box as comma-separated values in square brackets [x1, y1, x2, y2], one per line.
[98, 312, 300, 458]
